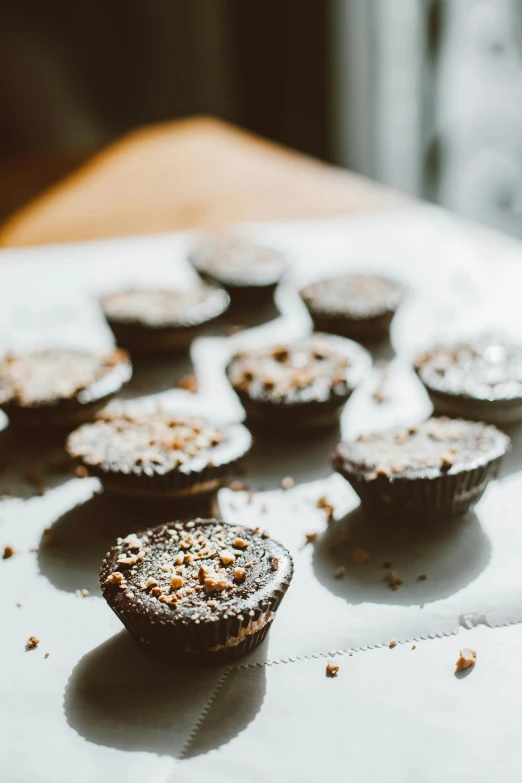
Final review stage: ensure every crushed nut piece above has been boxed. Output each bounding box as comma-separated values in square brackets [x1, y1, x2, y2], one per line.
[417, 573, 428, 581]
[271, 557, 279, 571]
[2, 545, 14, 559]
[455, 647, 477, 672]
[389, 640, 397, 649]
[44, 652, 50, 659]
[232, 537, 249, 550]
[219, 549, 235, 566]
[385, 571, 403, 591]
[106, 571, 125, 585]
[261, 530, 270, 539]
[352, 547, 369, 564]
[178, 374, 199, 393]
[26, 636, 39, 651]
[412, 645, 416, 650]
[146, 578, 158, 588]
[80, 588, 90, 597]
[305, 532, 318, 544]
[204, 574, 234, 593]
[334, 566, 345, 579]
[281, 476, 295, 490]
[75, 465, 89, 478]
[326, 660, 339, 677]
[171, 575, 184, 589]
[234, 567, 247, 581]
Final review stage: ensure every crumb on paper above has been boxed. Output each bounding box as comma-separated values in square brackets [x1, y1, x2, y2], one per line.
[80, 589, 90, 597]
[305, 532, 318, 544]
[234, 567, 247, 581]
[412, 644, 416, 650]
[372, 389, 389, 404]
[455, 647, 477, 673]
[178, 374, 199, 393]
[261, 529, 270, 538]
[16, 602, 22, 608]
[326, 660, 339, 677]
[417, 573, 428, 581]
[229, 480, 246, 492]
[75, 465, 88, 478]
[334, 566, 345, 579]
[26, 636, 39, 651]
[352, 547, 369, 565]
[384, 571, 403, 591]
[281, 476, 295, 490]
[2, 545, 14, 559]
[389, 640, 397, 649]
[44, 652, 50, 659]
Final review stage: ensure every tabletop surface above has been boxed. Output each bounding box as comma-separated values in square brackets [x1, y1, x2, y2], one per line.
[0, 117, 407, 249]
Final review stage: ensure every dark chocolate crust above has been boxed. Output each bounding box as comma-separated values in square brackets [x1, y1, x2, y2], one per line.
[299, 274, 403, 339]
[332, 417, 509, 521]
[0, 348, 132, 429]
[226, 333, 371, 432]
[66, 413, 252, 506]
[415, 337, 522, 424]
[100, 519, 293, 664]
[188, 235, 288, 296]
[100, 285, 230, 353]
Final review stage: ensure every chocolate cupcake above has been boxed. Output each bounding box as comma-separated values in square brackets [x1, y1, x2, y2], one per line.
[332, 417, 509, 521]
[100, 285, 229, 354]
[188, 234, 288, 304]
[0, 348, 131, 430]
[415, 336, 522, 425]
[66, 412, 252, 514]
[299, 274, 403, 340]
[226, 333, 371, 432]
[100, 519, 293, 665]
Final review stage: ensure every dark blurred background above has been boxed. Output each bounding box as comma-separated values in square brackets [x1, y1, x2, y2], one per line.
[1, 0, 522, 236]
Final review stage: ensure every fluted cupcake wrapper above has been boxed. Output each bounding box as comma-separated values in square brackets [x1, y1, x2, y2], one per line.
[234, 389, 352, 433]
[103, 575, 292, 666]
[339, 456, 503, 522]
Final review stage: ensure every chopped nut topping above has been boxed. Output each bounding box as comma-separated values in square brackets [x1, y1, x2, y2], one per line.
[352, 547, 369, 564]
[326, 660, 339, 677]
[219, 549, 236, 565]
[455, 647, 477, 672]
[2, 545, 14, 559]
[281, 476, 295, 490]
[334, 566, 345, 579]
[271, 557, 279, 571]
[261, 530, 270, 538]
[389, 640, 397, 649]
[171, 575, 184, 589]
[232, 537, 249, 550]
[234, 567, 247, 581]
[106, 571, 125, 585]
[174, 552, 184, 565]
[204, 573, 234, 593]
[26, 636, 39, 651]
[146, 578, 158, 588]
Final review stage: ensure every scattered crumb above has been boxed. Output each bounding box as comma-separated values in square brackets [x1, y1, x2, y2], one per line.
[234, 567, 247, 581]
[42, 528, 54, 546]
[326, 660, 339, 677]
[349, 653, 353, 657]
[389, 640, 397, 649]
[281, 476, 295, 490]
[229, 480, 246, 492]
[352, 547, 369, 565]
[26, 636, 39, 651]
[178, 374, 199, 393]
[417, 573, 428, 581]
[3, 545, 14, 559]
[455, 647, 477, 673]
[384, 571, 403, 591]
[334, 566, 345, 579]
[16, 602, 22, 608]
[412, 645, 416, 650]
[44, 652, 50, 659]
[75, 465, 88, 478]
[372, 389, 389, 404]
[305, 532, 318, 544]
[78, 588, 90, 597]
[261, 529, 270, 538]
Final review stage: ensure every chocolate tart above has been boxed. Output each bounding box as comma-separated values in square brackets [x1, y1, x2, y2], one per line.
[0, 348, 131, 430]
[332, 417, 509, 521]
[100, 285, 230, 353]
[66, 412, 252, 514]
[226, 333, 371, 432]
[299, 274, 403, 340]
[415, 336, 522, 425]
[100, 519, 293, 665]
[188, 234, 288, 304]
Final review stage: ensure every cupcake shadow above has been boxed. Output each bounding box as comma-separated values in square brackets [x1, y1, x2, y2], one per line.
[119, 351, 196, 399]
[242, 426, 341, 490]
[312, 506, 491, 606]
[0, 425, 74, 499]
[498, 423, 522, 480]
[37, 493, 145, 595]
[64, 631, 266, 759]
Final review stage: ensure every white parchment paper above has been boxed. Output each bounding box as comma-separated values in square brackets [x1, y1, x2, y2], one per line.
[2, 207, 522, 781]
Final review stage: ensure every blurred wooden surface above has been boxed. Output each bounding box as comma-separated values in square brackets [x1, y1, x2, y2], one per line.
[0, 117, 407, 248]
